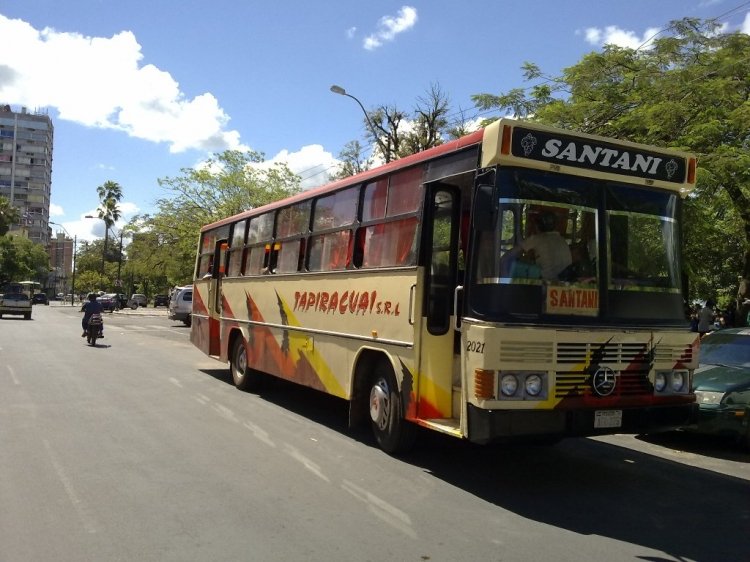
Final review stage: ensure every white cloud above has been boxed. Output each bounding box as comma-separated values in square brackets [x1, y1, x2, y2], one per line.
[0, 15, 245, 154]
[363, 6, 418, 50]
[742, 12, 750, 34]
[346, 27, 357, 39]
[56, 202, 141, 241]
[49, 203, 64, 216]
[267, 144, 338, 190]
[582, 25, 662, 49]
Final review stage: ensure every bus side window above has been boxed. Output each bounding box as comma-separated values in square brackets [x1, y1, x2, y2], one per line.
[352, 229, 365, 268]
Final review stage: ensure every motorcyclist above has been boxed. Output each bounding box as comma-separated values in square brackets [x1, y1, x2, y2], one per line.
[80, 292, 104, 338]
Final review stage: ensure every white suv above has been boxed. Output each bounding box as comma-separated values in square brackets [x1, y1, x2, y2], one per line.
[168, 286, 192, 326]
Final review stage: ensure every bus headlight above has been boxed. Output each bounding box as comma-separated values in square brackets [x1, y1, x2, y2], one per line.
[525, 374, 543, 396]
[671, 370, 686, 392]
[500, 374, 519, 397]
[654, 372, 667, 392]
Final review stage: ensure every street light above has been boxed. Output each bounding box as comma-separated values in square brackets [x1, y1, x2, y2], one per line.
[329, 84, 389, 161]
[49, 221, 77, 306]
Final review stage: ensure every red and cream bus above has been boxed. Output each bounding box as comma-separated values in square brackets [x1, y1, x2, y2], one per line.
[190, 119, 698, 453]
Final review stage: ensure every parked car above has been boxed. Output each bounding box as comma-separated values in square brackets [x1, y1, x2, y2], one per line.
[0, 292, 32, 319]
[127, 294, 148, 309]
[153, 294, 169, 307]
[168, 286, 192, 326]
[31, 293, 49, 305]
[690, 328, 750, 448]
[98, 293, 119, 312]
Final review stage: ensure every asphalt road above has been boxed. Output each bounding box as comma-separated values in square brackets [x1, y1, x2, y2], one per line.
[1, 304, 748, 562]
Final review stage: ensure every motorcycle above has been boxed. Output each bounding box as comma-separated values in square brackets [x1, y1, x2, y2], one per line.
[86, 313, 103, 346]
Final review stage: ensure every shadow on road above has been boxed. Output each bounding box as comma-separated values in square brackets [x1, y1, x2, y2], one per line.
[636, 430, 749, 463]
[197, 376, 749, 562]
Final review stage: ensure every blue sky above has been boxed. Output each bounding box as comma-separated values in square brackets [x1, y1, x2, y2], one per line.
[1, 0, 749, 242]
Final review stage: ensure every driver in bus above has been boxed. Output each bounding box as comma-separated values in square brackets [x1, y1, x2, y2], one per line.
[506, 211, 572, 281]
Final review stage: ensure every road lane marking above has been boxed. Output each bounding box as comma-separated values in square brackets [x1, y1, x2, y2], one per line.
[284, 444, 330, 483]
[242, 421, 276, 448]
[213, 402, 239, 423]
[341, 479, 416, 538]
[169, 377, 183, 388]
[43, 439, 98, 534]
[194, 393, 211, 405]
[7, 365, 20, 385]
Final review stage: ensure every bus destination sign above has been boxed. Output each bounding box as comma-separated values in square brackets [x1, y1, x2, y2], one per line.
[511, 126, 687, 184]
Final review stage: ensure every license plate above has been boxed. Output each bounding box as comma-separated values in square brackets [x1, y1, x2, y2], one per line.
[594, 410, 622, 429]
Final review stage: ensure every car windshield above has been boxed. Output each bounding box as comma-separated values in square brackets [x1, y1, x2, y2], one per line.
[4, 293, 28, 301]
[700, 332, 750, 368]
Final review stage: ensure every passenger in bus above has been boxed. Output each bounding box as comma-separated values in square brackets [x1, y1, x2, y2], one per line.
[506, 211, 572, 281]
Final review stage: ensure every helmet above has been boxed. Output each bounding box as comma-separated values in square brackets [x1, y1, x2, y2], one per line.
[87, 293, 98, 301]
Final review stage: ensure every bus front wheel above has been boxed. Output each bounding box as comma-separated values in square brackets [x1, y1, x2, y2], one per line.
[231, 337, 261, 392]
[369, 364, 416, 455]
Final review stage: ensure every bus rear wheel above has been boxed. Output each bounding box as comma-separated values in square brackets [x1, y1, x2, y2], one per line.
[369, 364, 416, 455]
[231, 337, 261, 392]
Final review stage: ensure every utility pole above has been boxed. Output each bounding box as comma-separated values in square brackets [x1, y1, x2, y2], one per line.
[71, 235, 77, 306]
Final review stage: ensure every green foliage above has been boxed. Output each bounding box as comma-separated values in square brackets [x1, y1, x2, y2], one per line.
[0, 196, 21, 236]
[331, 140, 373, 180]
[471, 17, 750, 304]
[130, 150, 301, 286]
[0, 234, 49, 285]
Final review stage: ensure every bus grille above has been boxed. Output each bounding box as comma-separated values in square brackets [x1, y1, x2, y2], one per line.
[555, 370, 651, 398]
[555, 341, 652, 398]
[556, 342, 650, 365]
[652, 343, 694, 364]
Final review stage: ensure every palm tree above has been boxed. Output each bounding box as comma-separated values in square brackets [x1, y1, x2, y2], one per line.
[0, 195, 21, 236]
[96, 181, 123, 273]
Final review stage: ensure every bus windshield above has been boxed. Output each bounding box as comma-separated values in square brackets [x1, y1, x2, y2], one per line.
[469, 168, 684, 325]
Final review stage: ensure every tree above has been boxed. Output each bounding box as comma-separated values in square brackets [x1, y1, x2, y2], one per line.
[0, 196, 20, 236]
[355, 83, 452, 166]
[401, 83, 451, 155]
[472, 18, 750, 312]
[0, 235, 49, 285]
[96, 180, 123, 275]
[132, 150, 301, 284]
[331, 140, 374, 180]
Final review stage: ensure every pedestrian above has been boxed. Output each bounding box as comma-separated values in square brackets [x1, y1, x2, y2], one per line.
[697, 299, 715, 338]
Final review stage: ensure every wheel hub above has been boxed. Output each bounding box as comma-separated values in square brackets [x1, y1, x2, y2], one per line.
[369, 379, 390, 430]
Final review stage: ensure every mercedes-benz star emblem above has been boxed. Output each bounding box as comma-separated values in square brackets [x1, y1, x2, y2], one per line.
[592, 367, 618, 397]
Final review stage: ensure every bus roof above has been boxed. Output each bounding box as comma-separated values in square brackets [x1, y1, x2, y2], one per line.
[201, 129, 484, 233]
[202, 119, 697, 233]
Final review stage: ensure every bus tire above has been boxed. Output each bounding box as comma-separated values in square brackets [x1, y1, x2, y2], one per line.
[231, 337, 261, 392]
[369, 363, 416, 455]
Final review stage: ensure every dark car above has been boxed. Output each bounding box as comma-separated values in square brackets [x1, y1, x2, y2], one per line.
[153, 294, 169, 307]
[32, 293, 49, 305]
[98, 293, 119, 312]
[691, 328, 750, 448]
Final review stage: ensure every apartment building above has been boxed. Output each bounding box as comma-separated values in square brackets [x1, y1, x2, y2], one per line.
[0, 104, 54, 245]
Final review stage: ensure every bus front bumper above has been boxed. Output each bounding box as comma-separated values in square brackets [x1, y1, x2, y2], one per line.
[467, 402, 699, 444]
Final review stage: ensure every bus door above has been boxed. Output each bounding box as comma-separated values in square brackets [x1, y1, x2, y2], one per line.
[207, 239, 228, 356]
[416, 183, 461, 422]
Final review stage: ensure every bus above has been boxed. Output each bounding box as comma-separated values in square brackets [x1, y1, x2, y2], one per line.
[3, 281, 40, 298]
[190, 118, 699, 454]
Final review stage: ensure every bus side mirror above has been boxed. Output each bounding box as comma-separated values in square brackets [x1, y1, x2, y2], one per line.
[474, 184, 496, 229]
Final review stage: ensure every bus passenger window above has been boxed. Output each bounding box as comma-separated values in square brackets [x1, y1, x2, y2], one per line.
[276, 240, 303, 273]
